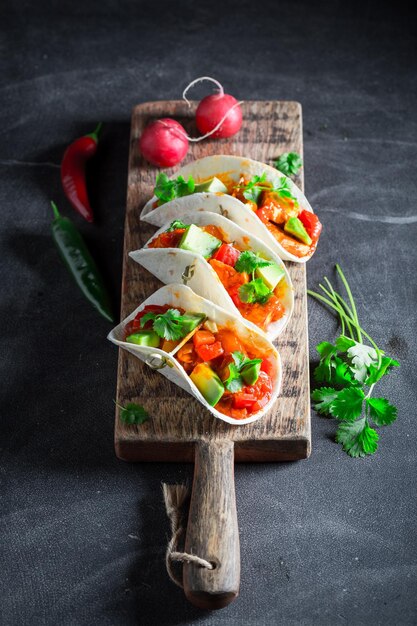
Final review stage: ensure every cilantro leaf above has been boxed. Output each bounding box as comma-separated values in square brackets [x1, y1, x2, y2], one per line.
[166, 219, 188, 232]
[119, 402, 149, 425]
[311, 387, 339, 415]
[153, 309, 184, 341]
[335, 419, 379, 458]
[154, 173, 195, 204]
[335, 335, 356, 352]
[234, 251, 272, 275]
[238, 278, 273, 304]
[241, 173, 267, 202]
[347, 341, 379, 383]
[331, 357, 355, 386]
[224, 363, 244, 392]
[314, 342, 338, 382]
[141, 308, 187, 341]
[274, 152, 303, 177]
[365, 356, 400, 385]
[231, 352, 247, 370]
[329, 387, 364, 421]
[366, 398, 398, 426]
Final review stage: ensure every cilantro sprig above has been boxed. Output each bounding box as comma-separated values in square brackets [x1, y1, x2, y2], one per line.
[140, 308, 187, 341]
[235, 251, 274, 305]
[154, 173, 195, 204]
[309, 265, 399, 458]
[234, 173, 299, 207]
[224, 352, 262, 392]
[274, 152, 303, 177]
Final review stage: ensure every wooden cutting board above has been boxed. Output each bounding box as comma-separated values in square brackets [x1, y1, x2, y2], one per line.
[114, 100, 311, 609]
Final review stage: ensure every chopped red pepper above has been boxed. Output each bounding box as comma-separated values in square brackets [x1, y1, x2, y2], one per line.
[195, 341, 224, 362]
[193, 330, 216, 348]
[212, 243, 241, 267]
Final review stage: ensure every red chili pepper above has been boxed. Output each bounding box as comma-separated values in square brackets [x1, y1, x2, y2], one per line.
[61, 123, 102, 223]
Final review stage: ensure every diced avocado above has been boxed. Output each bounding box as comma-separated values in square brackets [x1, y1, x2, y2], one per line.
[179, 224, 222, 258]
[284, 217, 312, 246]
[241, 362, 261, 386]
[190, 363, 225, 406]
[256, 263, 286, 290]
[126, 330, 160, 347]
[194, 177, 228, 194]
[181, 312, 206, 334]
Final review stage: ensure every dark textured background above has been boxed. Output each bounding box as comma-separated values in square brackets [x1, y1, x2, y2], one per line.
[1, 1, 416, 624]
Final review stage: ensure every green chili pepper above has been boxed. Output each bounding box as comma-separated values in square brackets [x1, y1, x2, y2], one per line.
[51, 201, 114, 322]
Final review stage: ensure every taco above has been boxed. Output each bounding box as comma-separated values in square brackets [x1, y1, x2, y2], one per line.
[141, 155, 322, 263]
[108, 284, 281, 425]
[130, 212, 293, 340]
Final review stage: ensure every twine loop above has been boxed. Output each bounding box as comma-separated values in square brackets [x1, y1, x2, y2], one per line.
[162, 483, 214, 588]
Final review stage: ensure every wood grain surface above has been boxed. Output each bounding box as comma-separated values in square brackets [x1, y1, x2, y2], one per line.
[115, 100, 311, 462]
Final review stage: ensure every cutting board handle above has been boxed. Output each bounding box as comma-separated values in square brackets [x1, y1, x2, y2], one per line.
[183, 440, 240, 609]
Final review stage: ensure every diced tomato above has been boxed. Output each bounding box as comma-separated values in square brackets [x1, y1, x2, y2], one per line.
[193, 330, 216, 348]
[260, 357, 276, 378]
[148, 229, 186, 248]
[212, 243, 241, 267]
[233, 393, 256, 409]
[298, 210, 322, 243]
[195, 341, 224, 362]
[228, 285, 242, 309]
[252, 394, 270, 412]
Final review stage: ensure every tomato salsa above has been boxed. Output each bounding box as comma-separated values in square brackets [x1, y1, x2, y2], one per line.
[124, 304, 276, 420]
[229, 175, 322, 258]
[149, 221, 287, 331]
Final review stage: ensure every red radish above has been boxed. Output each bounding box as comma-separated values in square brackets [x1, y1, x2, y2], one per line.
[183, 77, 243, 139]
[139, 118, 188, 167]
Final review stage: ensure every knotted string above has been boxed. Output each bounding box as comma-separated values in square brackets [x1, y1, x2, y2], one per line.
[162, 483, 214, 588]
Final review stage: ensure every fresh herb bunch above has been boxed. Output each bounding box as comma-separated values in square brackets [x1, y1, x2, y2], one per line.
[140, 308, 187, 341]
[308, 264, 399, 458]
[235, 251, 273, 304]
[274, 152, 303, 177]
[115, 401, 149, 425]
[224, 352, 262, 392]
[235, 173, 299, 206]
[154, 173, 195, 204]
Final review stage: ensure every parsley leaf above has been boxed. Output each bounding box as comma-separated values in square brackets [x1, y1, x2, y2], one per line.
[366, 398, 398, 426]
[336, 419, 379, 458]
[329, 387, 364, 421]
[239, 278, 273, 304]
[311, 387, 339, 415]
[166, 219, 188, 232]
[154, 173, 195, 204]
[141, 308, 187, 341]
[234, 251, 272, 275]
[119, 402, 149, 425]
[274, 152, 303, 177]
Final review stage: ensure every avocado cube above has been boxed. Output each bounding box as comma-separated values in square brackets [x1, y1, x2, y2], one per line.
[179, 224, 222, 258]
[284, 217, 312, 246]
[190, 363, 225, 406]
[126, 330, 160, 347]
[194, 177, 228, 194]
[241, 362, 261, 386]
[256, 263, 286, 290]
[181, 312, 206, 334]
